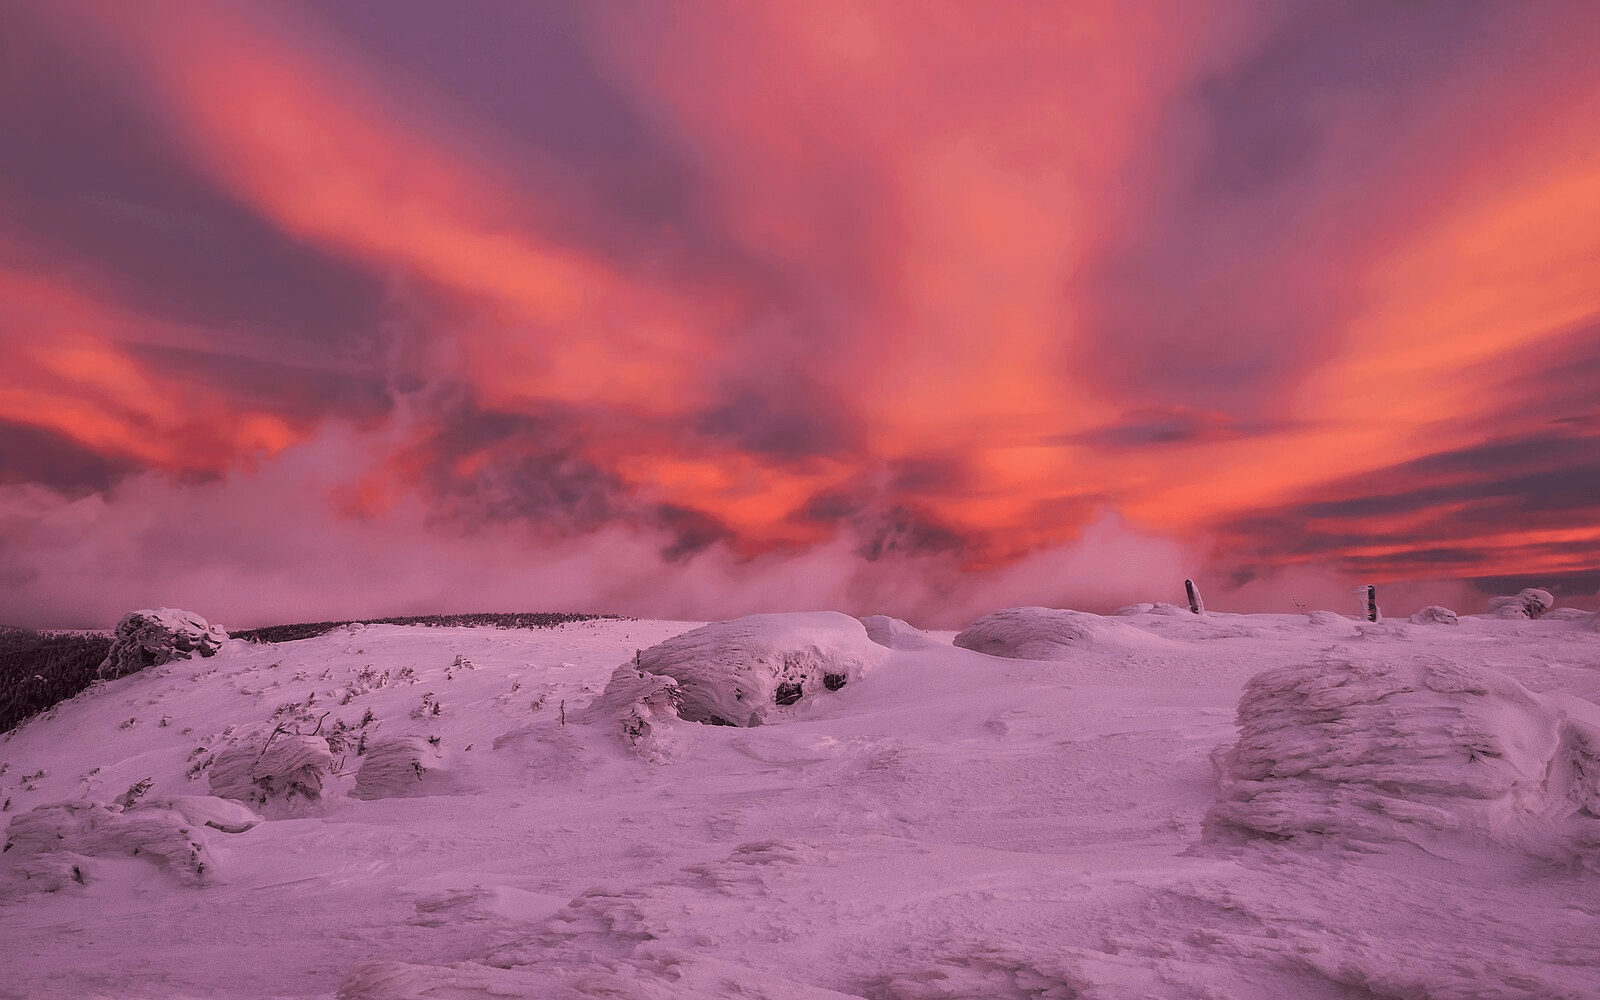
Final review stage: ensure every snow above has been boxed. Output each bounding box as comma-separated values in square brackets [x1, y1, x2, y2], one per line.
[2, 608, 1599, 998]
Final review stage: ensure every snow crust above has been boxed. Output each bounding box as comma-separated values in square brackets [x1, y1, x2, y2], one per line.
[4, 609, 1600, 999]
[953, 605, 1179, 659]
[629, 612, 888, 726]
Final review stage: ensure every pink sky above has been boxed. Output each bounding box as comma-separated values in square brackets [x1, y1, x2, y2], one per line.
[2, 1, 1599, 628]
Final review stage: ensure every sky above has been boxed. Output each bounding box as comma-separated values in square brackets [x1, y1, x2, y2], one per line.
[2, 0, 1599, 629]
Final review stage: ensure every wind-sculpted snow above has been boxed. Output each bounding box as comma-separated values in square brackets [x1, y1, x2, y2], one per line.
[859, 614, 943, 651]
[629, 612, 888, 727]
[953, 606, 1186, 659]
[1208, 656, 1600, 859]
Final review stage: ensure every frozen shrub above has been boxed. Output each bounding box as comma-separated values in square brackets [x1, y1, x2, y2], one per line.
[3, 799, 223, 889]
[209, 733, 333, 814]
[352, 736, 452, 799]
[953, 607, 1104, 659]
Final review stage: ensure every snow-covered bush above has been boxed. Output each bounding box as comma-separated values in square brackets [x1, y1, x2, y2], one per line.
[98, 608, 228, 680]
[209, 732, 333, 815]
[2, 799, 225, 890]
[352, 736, 453, 799]
[1207, 656, 1600, 859]
[583, 664, 685, 749]
[629, 612, 887, 727]
[1409, 605, 1460, 625]
[1486, 588, 1555, 620]
[953, 607, 1104, 659]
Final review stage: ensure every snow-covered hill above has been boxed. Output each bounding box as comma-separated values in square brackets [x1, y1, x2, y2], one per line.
[4, 607, 1600, 999]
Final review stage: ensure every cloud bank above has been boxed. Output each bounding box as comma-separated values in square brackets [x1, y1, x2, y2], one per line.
[2, 1, 1598, 627]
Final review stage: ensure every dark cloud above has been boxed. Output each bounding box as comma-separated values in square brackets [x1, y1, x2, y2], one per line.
[0, 421, 134, 494]
[1067, 408, 1285, 450]
[1218, 429, 1600, 583]
[0, 7, 387, 347]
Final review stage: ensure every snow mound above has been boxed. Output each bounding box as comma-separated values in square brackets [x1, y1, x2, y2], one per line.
[631, 612, 887, 727]
[352, 737, 454, 799]
[144, 795, 263, 834]
[98, 607, 228, 679]
[1207, 656, 1600, 858]
[2, 800, 222, 891]
[954, 607, 1099, 659]
[1487, 588, 1555, 619]
[859, 614, 941, 651]
[1409, 605, 1460, 625]
[209, 733, 333, 816]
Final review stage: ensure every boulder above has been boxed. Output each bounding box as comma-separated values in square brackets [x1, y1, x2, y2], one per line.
[1486, 588, 1555, 620]
[1409, 605, 1460, 625]
[98, 608, 228, 680]
[629, 612, 887, 727]
[1206, 656, 1600, 859]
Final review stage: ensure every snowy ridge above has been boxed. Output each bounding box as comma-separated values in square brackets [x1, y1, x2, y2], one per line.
[3, 609, 1600, 998]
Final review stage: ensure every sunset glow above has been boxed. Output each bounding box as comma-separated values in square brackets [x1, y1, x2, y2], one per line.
[3, 0, 1598, 627]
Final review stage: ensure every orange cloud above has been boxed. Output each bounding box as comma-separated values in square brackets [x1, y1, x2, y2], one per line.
[0, 263, 302, 472]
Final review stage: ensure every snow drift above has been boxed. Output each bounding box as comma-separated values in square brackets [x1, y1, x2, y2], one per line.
[1207, 656, 1600, 859]
[627, 612, 887, 727]
[98, 607, 228, 679]
[953, 607, 1107, 659]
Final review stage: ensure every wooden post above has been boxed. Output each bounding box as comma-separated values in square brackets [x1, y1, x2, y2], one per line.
[1365, 585, 1378, 622]
[1185, 578, 1204, 615]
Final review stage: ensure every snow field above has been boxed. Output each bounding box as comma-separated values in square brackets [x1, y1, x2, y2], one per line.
[1, 609, 1598, 999]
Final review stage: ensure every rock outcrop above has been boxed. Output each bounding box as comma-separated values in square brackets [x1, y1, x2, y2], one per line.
[98, 608, 228, 680]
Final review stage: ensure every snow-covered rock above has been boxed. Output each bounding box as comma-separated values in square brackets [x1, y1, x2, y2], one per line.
[2, 799, 221, 891]
[953, 607, 1106, 659]
[352, 737, 453, 799]
[1409, 605, 1459, 625]
[209, 733, 333, 815]
[98, 608, 228, 680]
[1207, 656, 1600, 858]
[630, 612, 887, 727]
[1486, 588, 1555, 620]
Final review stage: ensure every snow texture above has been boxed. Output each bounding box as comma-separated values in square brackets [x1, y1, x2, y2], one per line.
[7, 611, 1600, 999]
[630, 612, 887, 726]
[1208, 655, 1600, 859]
[209, 732, 333, 815]
[98, 607, 228, 679]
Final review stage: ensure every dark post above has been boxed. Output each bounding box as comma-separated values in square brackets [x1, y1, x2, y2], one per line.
[1366, 585, 1378, 622]
[1185, 578, 1204, 615]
